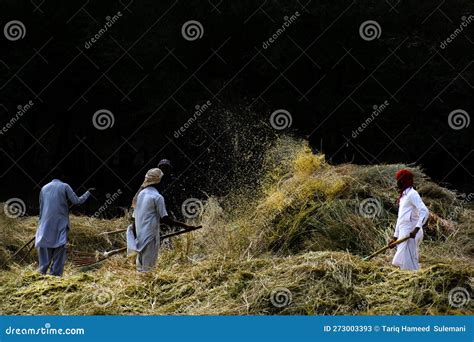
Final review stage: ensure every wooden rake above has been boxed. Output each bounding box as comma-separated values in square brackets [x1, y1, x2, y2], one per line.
[71, 226, 203, 267]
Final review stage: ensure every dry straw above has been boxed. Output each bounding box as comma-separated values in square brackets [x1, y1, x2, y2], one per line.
[1, 137, 472, 315]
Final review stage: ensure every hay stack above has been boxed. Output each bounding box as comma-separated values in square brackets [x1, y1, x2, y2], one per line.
[0, 137, 472, 315]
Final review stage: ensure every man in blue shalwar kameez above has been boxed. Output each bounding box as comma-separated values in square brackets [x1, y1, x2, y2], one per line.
[133, 168, 197, 272]
[35, 173, 94, 276]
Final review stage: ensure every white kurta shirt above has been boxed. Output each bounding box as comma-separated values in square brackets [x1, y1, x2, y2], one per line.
[392, 187, 429, 270]
[394, 187, 429, 238]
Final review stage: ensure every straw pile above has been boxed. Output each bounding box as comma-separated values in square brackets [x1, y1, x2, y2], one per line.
[0, 251, 471, 315]
[0, 137, 472, 315]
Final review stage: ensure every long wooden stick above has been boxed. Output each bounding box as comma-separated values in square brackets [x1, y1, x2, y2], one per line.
[363, 236, 411, 261]
[99, 224, 174, 236]
[161, 225, 202, 239]
[98, 228, 127, 236]
[73, 226, 203, 267]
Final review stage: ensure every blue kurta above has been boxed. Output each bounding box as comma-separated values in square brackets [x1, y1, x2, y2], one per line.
[134, 186, 168, 252]
[35, 179, 90, 248]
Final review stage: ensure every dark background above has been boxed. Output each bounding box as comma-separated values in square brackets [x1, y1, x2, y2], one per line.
[0, 0, 473, 216]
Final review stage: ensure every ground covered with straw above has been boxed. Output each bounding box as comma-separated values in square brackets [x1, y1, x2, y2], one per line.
[0, 138, 472, 315]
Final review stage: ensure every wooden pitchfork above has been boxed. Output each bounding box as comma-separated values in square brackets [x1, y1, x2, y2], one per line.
[363, 236, 410, 261]
[0, 236, 36, 268]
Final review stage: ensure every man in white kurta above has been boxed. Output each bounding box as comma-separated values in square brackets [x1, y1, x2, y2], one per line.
[389, 170, 429, 271]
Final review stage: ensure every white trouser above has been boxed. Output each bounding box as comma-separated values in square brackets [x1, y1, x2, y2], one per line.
[392, 229, 423, 270]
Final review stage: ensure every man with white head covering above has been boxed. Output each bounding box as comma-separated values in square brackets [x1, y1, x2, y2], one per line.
[133, 168, 197, 272]
[132, 159, 183, 218]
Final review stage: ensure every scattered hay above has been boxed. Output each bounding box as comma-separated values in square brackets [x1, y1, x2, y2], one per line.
[0, 137, 472, 315]
[0, 251, 471, 315]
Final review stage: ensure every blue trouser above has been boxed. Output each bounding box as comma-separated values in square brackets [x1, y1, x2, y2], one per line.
[37, 245, 67, 276]
[136, 238, 160, 272]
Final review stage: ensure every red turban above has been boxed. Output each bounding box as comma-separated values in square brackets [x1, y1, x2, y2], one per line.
[396, 169, 414, 204]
